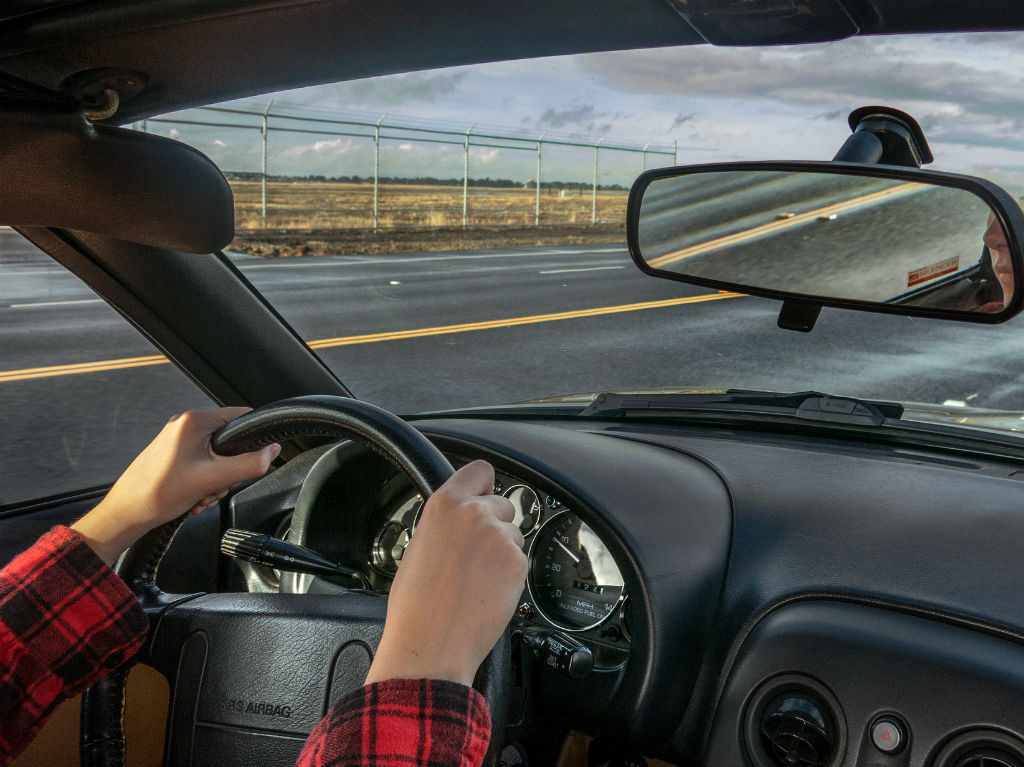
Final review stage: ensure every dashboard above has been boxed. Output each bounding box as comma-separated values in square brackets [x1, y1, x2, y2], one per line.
[211, 414, 1024, 767]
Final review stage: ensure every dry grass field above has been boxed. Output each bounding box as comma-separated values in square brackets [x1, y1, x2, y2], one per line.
[230, 222, 625, 257]
[230, 180, 629, 230]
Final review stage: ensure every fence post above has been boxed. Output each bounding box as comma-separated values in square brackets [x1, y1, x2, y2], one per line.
[641, 142, 650, 173]
[373, 113, 386, 232]
[261, 100, 273, 229]
[673, 139, 678, 167]
[463, 124, 475, 229]
[591, 138, 604, 224]
[535, 131, 546, 227]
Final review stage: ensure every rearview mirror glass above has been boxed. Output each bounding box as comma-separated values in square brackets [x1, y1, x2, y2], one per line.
[628, 163, 1024, 321]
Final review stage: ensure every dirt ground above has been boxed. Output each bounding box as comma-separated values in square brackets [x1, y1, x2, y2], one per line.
[230, 223, 626, 257]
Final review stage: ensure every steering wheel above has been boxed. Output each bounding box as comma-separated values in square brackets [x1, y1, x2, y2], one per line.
[79, 395, 510, 767]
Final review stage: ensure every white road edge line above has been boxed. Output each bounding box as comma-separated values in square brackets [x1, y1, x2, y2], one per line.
[10, 299, 103, 308]
[539, 266, 626, 274]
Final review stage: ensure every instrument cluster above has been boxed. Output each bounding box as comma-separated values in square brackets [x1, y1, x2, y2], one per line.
[370, 466, 631, 664]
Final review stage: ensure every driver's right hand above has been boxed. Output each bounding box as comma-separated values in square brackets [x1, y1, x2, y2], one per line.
[365, 460, 527, 688]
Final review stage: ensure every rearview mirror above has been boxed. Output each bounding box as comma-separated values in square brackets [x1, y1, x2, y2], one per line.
[627, 162, 1024, 323]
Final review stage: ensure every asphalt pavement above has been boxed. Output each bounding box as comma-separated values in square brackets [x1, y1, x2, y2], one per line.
[4, 227, 1024, 504]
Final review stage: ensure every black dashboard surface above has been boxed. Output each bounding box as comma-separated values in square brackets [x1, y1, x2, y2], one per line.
[222, 414, 1024, 766]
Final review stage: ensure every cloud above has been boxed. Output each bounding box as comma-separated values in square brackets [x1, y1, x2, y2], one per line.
[290, 71, 468, 108]
[537, 104, 598, 128]
[472, 148, 501, 164]
[583, 37, 1024, 130]
[529, 104, 618, 135]
[670, 113, 695, 129]
[939, 31, 1024, 51]
[213, 139, 227, 147]
[281, 138, 357, 158]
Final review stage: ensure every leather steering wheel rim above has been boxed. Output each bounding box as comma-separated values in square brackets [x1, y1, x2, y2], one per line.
[80, 395, 510, 767]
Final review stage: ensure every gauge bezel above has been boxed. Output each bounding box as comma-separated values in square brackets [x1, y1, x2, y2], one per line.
[527, 510, 626, 633]
[503, 483, 544, 538]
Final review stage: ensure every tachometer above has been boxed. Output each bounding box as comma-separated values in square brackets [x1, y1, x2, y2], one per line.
[528, 511, 624, 631]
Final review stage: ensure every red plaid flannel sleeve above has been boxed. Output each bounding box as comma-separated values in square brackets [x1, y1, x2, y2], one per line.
[0, 526, 148, 765]
[296, 678, 491, 767]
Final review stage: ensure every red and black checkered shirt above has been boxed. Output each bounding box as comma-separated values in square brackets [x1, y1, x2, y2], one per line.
[0, 526, 490, 767]
[296, 678, 492, 767]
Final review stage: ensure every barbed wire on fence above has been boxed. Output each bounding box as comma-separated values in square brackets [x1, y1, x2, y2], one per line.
[140, 101, 680, 232]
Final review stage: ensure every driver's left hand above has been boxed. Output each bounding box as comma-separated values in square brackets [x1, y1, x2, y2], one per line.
[71, 407, 280, 565]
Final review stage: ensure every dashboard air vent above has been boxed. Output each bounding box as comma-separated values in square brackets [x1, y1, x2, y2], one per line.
[759, 692, 837, 767]
[951, 750, 1022, 767]
[934, 730, 1024, 767]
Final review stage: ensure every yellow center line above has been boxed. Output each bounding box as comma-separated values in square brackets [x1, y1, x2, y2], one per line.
[648, 182, 923, 269]
[0, 291, 742, 383]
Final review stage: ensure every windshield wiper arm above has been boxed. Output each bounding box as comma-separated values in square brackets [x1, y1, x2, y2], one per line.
[579, 390, 903, 426]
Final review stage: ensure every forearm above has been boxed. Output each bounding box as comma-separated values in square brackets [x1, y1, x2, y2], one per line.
[296, 678, 491, 767]
[0, 527, 147, 765]
[71, 497, 154, 567]
[297, 461, 517, 767]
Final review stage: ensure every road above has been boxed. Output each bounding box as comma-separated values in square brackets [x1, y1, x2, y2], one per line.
[4, 228, 1024, 503]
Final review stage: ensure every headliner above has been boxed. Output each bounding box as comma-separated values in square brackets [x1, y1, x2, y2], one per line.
[2, 0, 1024, 123]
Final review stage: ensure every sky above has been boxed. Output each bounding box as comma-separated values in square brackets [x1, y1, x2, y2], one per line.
[149, 31, 1024, 191]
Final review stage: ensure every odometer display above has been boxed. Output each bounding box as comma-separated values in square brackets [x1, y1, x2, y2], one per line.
[528, 512, 625, 631]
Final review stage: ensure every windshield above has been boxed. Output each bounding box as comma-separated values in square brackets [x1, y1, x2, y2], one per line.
[148, 32, 1024, 427]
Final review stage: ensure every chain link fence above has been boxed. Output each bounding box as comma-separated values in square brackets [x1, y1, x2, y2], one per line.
[140, 102, 678, 232]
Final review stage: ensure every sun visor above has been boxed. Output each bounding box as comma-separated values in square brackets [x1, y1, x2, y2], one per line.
[0, 103, 234, 253]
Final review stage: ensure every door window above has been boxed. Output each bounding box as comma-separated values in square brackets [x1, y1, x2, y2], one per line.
[0, 231, 214, 508]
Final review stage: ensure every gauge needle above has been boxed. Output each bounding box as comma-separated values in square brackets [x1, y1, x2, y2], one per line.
[555, 539, 581, 564]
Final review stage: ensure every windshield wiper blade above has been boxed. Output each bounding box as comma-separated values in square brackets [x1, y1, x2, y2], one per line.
[579, 390, 903, 426]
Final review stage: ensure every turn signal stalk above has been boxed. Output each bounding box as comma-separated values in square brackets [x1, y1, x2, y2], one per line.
[220, 528, 371, 589]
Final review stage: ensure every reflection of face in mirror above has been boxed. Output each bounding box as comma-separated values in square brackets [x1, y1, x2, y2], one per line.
[981, 212, 1015, 312]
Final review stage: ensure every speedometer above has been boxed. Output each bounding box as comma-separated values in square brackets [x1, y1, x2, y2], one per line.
[528, 511, 625, 631]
